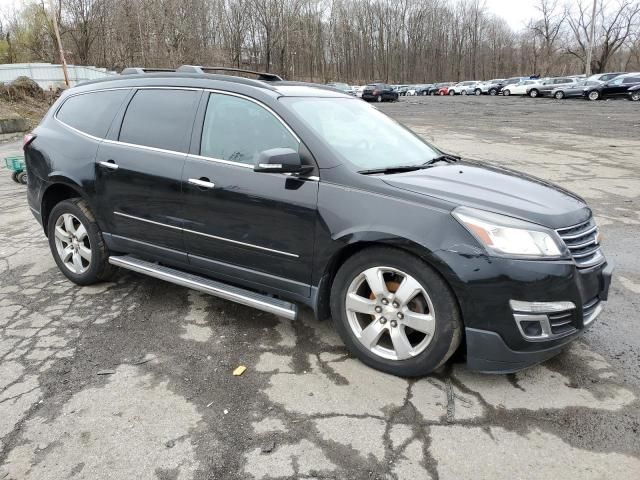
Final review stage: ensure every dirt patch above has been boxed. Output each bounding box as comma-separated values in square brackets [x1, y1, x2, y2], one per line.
[0, 77, 60, 131]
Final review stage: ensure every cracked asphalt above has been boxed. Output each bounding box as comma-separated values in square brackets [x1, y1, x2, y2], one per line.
[1, 95, 639, 479]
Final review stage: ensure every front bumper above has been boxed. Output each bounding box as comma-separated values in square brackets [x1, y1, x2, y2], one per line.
[434, 250, 614, 373]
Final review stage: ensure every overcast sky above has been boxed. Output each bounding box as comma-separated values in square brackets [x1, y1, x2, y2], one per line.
[1, 0, 539, 32]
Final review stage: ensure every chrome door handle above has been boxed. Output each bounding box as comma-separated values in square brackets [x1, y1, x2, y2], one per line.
[99, 160, 118, 170]
[188, 178, 215, 189]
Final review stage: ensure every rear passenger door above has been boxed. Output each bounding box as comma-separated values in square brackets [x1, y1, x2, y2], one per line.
[180, 92, 318, 298]
[95, 88, 202, 261]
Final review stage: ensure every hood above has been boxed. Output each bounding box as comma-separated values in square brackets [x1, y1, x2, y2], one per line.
[382, 161, 590, 229]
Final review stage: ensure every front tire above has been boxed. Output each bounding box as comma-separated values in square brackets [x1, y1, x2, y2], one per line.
[330, 247, 462, 377]
[448, 90, 455, 96]
[588, 90, 600, 101]
[47, 198, 114, 286]
[474, 89, 482, 96]
[503, 89, 511, 96]
[529, 89, 539, 98]
[554, 91, 565, 99]
[630, 92, 640, 102]
[489, 88, 497, 96]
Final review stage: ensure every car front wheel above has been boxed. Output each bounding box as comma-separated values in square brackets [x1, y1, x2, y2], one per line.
[503, 89, 511, 96]
[489, 89, 497, 95]
[554, 91, 565, 99]
[448, 90, 455, 96]
[588, 91, 600, 101]
[630, 92, 640, 102]
[330, 248, 462, 377]
[47, 198, 114, 285]
[529, 89, 539, 98]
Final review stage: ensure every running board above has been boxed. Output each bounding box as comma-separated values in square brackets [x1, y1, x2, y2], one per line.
[108, 255, 298, 320]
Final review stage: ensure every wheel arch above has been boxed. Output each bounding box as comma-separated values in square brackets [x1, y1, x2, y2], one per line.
[40, 177, 93, 236]
[313, 234, 464, 323]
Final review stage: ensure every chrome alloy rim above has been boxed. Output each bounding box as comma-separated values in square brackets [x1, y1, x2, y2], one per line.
[345, 267, 436, 361]
[54, 213, 91, 274]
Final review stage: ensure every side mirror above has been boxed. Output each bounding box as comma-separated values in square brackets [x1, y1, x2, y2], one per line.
[254, 148, 312, 174]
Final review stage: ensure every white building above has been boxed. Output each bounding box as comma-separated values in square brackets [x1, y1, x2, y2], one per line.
[0, 63, 117, 89]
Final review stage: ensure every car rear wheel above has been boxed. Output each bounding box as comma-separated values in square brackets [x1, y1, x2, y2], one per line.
[461, 90, 467, 95]
[503, 89, 511, 96]
[489, 89, 497, 95]
[529, 89, 539, 98]
[47, 198, 114, 286]
[630, 92, 640, 102]
[588, 91, 600, 101]
[330, 247, 462, 377]
[554, 91, 565, 99]
[474, 89, 482, 96]
[448, 90, 455, 96]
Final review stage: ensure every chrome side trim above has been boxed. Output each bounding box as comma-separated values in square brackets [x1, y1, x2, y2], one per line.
[183, 227, 299, 258]
[101, 137, 187, 157]
[113, 211, 299, 258]
[114, 211, 182, 231]
[108, 255, 298, 320]
[186, 153, 253, 169]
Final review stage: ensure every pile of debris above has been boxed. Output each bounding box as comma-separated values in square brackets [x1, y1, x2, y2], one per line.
[0, 77, 61, 131]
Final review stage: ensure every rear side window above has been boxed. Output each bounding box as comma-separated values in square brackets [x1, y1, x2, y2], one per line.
[119, 89, 200, 153]
[623, 77, 640, 84]
[56, 89, 129, 138]
[200, 93, 298, 165]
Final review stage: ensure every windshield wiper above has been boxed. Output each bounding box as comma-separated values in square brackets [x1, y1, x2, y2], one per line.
[425, 153, 461, 165]
[358, 165, 428, 175]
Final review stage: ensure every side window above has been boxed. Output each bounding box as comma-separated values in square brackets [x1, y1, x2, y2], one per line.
[623, 77, 640, 84]
[57, 89, 129, 138]
[119, 89, 200, 153]
[200, 93, 298, 165]
[611, 77, 624, 85]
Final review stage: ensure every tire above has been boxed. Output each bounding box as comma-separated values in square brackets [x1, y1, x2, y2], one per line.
[448, 90, 455, 96]
[11, 171, 19, 183]
[47, 198, 114, 286]
[630, 92, 640, 102]
[330, 247, 462, 377]
[554, 91, 565, 99]
[439, 91, 445, 96]
[474, 89, 482, 96]
[16, 171, 27, 184]
[489, 89, 497, 96]
[461, 90, 467, 95]
[503, 89, 511, 96]
[529, 89, 539, 98]
[588, 90, 600, 101]
[431, 91, 436, 96]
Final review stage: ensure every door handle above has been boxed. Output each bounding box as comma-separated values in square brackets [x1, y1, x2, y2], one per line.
[99, 160, 118, 170]
[188, 177, 215, 189]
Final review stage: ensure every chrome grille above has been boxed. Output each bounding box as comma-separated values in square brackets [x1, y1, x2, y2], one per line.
[556, 218, 604, 268]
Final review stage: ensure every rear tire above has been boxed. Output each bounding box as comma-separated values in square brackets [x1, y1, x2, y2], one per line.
[489, 89, 497, 96]
[448, 90, 455, 96]
[588, 90, 600, 101]
[529, 89, 539, 98]
[474, 89, 482, 96]
[47, 198, 114, 286]
[630, 92, 640, 102]
[554, 91, 565, 99]
[330, 247, 462, 377]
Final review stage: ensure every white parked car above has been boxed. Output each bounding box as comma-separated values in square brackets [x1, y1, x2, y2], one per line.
[354, 86, 366, 98]
[448, 81, 480, 95]
[501, 79, 541, 96]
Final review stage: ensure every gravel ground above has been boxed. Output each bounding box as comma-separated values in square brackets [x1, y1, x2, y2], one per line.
[1, 95, 639, 480]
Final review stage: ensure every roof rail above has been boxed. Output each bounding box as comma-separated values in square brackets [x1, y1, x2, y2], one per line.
[121, 67, 177, 75]
[177, 65, 283, 82]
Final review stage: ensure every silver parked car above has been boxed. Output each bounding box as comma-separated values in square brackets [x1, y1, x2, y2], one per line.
[526, 77, 579, 98]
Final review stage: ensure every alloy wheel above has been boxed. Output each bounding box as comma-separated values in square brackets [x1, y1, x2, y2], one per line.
[631, 92, 640, 102]
[503, 89, 510, 96]
[54, 213, 92, 274]
[588, 91, 600, 101]
[345, 266, 436, 361]
[555, 91, 564, 99]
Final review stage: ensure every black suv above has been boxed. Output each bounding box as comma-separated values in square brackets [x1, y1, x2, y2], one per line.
[584, 73, 640, 100]
[25, 65, 613, 376]
[361, 83, 398, 102]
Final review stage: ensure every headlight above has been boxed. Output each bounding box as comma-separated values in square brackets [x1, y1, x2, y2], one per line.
[452, 207, 566, 258]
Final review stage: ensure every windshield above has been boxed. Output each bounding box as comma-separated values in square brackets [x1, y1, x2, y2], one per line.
[281, 97, 441, 171]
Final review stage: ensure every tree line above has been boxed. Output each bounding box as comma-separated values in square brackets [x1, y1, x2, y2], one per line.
[1, 0, 639, 84]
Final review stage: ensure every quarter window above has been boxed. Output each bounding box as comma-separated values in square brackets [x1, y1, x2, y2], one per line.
[200, 93, 298, 165]
[57, 89, 129, 138]
[119, 89, 200, 152]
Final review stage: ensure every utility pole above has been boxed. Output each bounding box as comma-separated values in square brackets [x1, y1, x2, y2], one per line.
[48, 0, 70, 87]
[585, 0, 598, 76]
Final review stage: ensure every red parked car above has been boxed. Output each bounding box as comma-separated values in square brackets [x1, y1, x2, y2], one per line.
[438, 85, 452, 95]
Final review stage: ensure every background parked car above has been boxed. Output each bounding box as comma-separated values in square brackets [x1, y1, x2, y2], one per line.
[550, 80, 602, 99]
[628, 84, 640, 101]
[587, 72, 626, 82]
[428, 82, 452, 95]
[438, 84, 454, 95]
[583, 73, 640, 100]
[476, 79, 505, 95]
[526, 77, 578, 98]
[449, 81, 479, 95]
[361, 83, 399, 102]
[496, 77, 526, 95]
[327, 82, 356, 95]
[410, 84, 433, 96]
[395, 85, 409, 96]
[502, 79, 540, 96]
[354, 85, 365, 98]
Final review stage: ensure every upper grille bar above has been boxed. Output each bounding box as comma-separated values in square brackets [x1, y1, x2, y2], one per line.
[556, 218, 604, 269]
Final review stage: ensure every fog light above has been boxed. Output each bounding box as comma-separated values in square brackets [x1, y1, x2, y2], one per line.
[520, 320, 543, 337]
